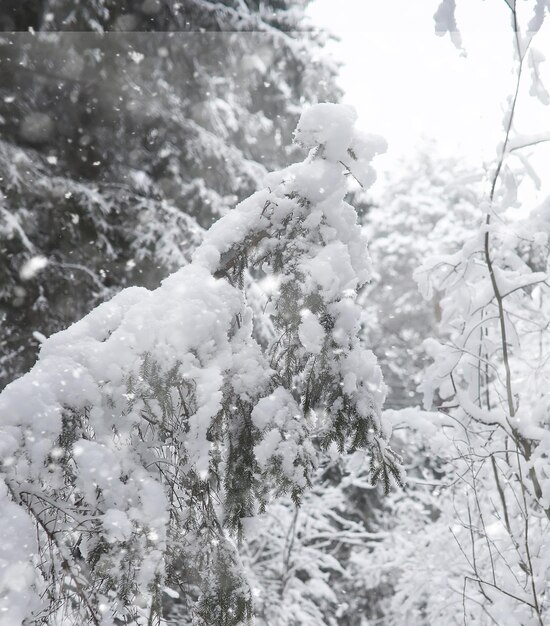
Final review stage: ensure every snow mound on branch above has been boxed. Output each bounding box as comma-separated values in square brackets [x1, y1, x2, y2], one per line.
[293, 103, 387, 188]
[295, 103, 358, 162]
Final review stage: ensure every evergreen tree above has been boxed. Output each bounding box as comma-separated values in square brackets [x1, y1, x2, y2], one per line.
[0, 103, 399, 625]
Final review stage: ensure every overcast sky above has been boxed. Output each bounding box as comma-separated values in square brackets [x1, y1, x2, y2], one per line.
[307, 0, 550, 198]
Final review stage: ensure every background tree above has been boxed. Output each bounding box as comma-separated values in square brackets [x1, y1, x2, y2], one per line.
[241, 451, 390, 626]
[361, 151, 482, 409]
[349, 2, 550, 624]
[0, 0, 339, 388]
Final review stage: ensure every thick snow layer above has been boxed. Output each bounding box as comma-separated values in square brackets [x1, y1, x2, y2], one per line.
[294, 103, 358, 162]
[0, 483, 43, 625]
[298, 311, 325, 355]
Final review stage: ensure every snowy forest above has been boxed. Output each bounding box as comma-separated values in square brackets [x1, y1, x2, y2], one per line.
[1, 0, 550, 625]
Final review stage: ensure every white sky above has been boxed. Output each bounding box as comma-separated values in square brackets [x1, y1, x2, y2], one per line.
[307, 0, 550, 199]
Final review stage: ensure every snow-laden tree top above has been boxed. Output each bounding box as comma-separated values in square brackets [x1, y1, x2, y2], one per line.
[0, 103, 397, 625]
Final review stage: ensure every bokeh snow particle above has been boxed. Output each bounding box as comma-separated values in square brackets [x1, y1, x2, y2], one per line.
[19, 256, 48, 281]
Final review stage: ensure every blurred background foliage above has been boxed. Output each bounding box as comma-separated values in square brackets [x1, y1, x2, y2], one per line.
[0, 0, 339, 387]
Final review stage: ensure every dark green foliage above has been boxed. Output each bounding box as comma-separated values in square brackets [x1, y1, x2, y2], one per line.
[224, 400, 261, 535]
[196, 540, 253, 626]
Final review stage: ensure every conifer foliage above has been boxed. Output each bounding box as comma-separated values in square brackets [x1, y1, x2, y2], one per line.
[0, 104, 397, 625]
[0, 1, 338, 389]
